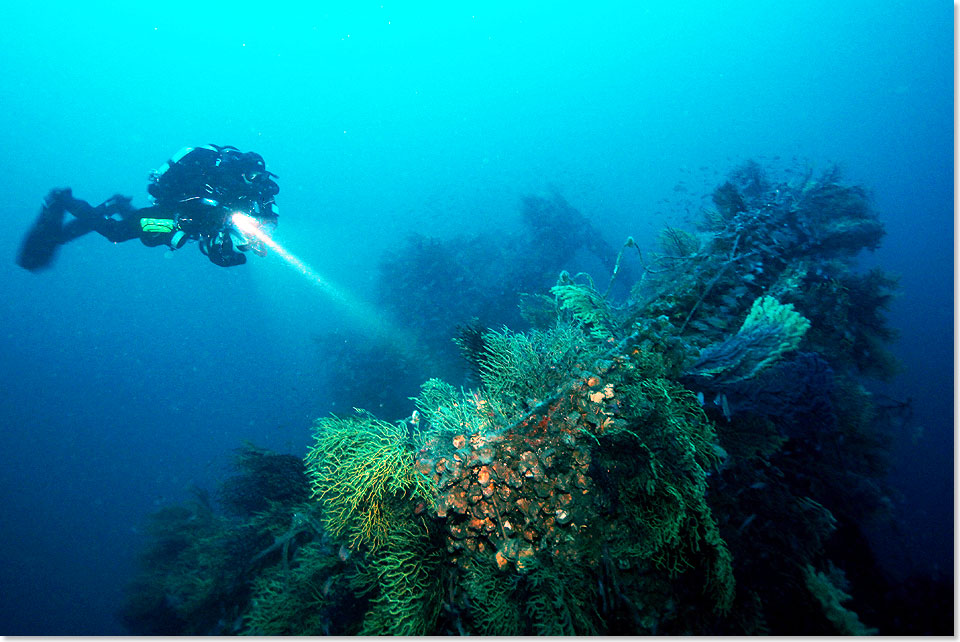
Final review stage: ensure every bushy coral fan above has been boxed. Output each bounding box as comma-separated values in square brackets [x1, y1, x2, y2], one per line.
[803, 563, 878, 635]
[304, 412, 434, 550]
[219, 443, 309, 516]
[121, 160, 922, 635]
[684, 295, 811, 384]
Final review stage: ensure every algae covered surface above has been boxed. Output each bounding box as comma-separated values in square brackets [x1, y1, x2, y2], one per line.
[121, 162, 925, 635]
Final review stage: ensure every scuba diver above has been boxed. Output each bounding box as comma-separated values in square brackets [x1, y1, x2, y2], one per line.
[16, 144, 279, 270]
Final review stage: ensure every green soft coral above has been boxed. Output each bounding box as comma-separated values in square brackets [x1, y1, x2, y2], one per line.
[475, 323, 590, 410]
[609, 365, 734, 615]
[524, 559, 602, 635]
[803, 563, 877, 635]
[461, 563, 523, 635]
[740, 295, 811, 346]
[353, 520, 444, 636]
[305, 412, 435, 550]
[243, 542, 342, 635]
[686, 295, 811, 383]
[551, 277, 624, 342]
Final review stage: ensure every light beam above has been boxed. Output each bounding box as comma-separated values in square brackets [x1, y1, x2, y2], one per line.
[232, 212, 419, 352]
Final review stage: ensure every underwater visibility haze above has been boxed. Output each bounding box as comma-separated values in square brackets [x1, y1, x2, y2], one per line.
[0, 1, 953, 635]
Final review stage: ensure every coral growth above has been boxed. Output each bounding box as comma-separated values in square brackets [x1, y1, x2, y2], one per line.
[122, 159, 913, 635]
[684, 295, 811, 385]
[313, 307, 736, 633]
[803, 563, 878, 635]
[305, 412, 434, 550]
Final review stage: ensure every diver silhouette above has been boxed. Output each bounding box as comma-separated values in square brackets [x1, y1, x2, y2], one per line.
[17, 144, 279, 270]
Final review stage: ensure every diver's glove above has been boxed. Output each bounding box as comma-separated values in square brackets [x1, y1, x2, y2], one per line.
[204, 230, 247, 267]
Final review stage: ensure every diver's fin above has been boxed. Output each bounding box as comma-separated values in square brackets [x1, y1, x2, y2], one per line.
[16, 190, 69, 271]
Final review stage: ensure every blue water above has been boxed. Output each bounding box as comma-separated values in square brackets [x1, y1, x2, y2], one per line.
[0, 2, 951, 634]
